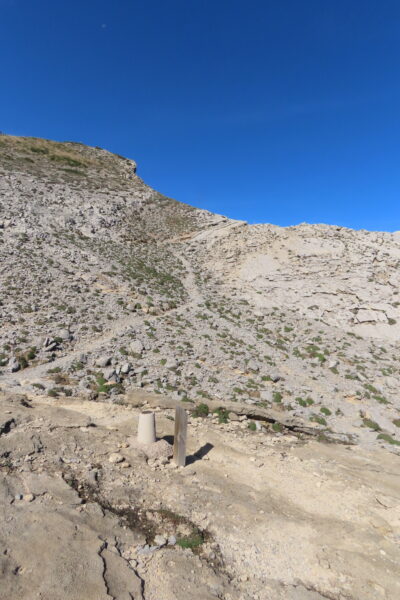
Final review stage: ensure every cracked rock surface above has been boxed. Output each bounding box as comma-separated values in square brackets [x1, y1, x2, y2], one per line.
[0, 392, 399, 599]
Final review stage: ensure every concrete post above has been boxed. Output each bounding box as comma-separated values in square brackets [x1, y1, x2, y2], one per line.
[137, 411, 156, 444]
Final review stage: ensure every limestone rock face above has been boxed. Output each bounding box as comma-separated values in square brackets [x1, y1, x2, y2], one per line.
[1, 134, 400, 455]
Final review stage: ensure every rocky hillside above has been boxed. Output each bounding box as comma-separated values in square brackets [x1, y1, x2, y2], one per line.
[1, 134, 400, 452]
[1, 134, 400, 600]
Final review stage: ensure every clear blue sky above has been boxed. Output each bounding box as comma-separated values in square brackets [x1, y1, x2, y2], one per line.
[1, 1, 400, 230]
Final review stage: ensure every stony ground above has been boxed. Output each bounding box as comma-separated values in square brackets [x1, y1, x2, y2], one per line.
[1, 390, 400, 600]
[1, 134, 400, 599]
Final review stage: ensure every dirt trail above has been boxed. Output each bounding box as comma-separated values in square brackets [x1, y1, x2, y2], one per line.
[176, 250, 204, 305]
[189, 219, 246, 242]
[0, 244, 205, 388]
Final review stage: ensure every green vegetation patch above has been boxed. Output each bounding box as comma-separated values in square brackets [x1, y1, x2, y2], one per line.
[363, 418, 381, 431]
[309, 414, 327, 427]
[377, 433, 400, 446]
[213, 407, 230, 424]
[192, 403, 209, 418]
[176, 531, 204, 549]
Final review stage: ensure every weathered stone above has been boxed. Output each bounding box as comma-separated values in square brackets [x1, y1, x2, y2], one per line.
[103, 366, 116, 381]
[260, 390, 273, 402]
[154, 535, 167, 547]
[270, 374, 281, 383]
[8, 358, 20, 373]
[247, 360, 259, 372]
[95, 355, 112, 368]
[58, 329, 73, 341]
[130, 340, 144, 355]
[120, 362, 131, 375]
[109, 453, 124, 464]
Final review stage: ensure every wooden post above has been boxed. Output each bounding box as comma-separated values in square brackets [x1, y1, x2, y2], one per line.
[173, 406, 187, 467]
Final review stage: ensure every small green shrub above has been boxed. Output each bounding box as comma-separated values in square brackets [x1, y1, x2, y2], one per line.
[320, 407, 331, 416]
[32, 383, 45, 390]
[310, 415, 327, 426]
[363, 418, 381, 431]
[176, 532, 204, 549]
[248, 421, 256, 431]
[26, 347, 37, 360]
[18, 356, 28, 369]
[377, 433, 400, 446]
[272, 422, 283, 433]
[192, 403, 209, 418]
[364, 383, 379, 394]
[213, 407, 229, 424]
[373, 395, 388, 405]
[70, 361, 84, 372]
[296, 396, 314, 407]
[95, 374, 116, 394]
